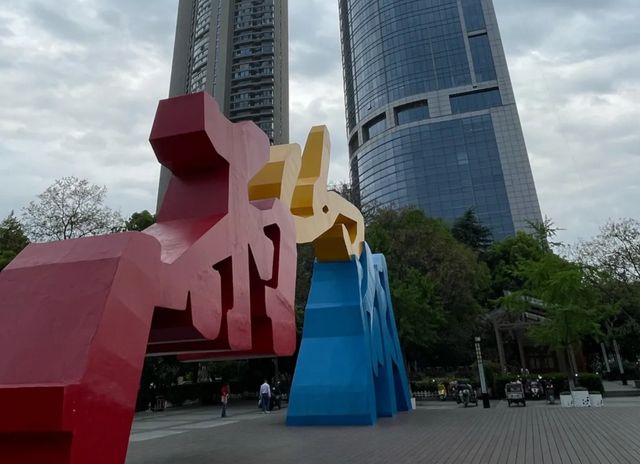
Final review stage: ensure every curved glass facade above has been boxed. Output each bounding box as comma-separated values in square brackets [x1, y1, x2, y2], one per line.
[359, 115, 515, 238]
[343, 0, 471, 131]
[340, 0, 542, 240]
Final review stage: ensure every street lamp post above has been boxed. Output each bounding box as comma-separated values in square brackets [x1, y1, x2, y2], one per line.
[474, 336, 490, 409]
[600, 342, 611, 373]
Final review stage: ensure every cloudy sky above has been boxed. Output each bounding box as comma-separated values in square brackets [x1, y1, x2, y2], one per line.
[0, 0, 638, 244]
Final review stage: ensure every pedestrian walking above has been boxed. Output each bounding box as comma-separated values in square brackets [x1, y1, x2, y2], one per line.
[220, 382, 230, 418]
[259, 379, 271, 414]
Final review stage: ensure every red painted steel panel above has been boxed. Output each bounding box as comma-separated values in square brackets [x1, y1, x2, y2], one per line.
[0, 92, 296, 463]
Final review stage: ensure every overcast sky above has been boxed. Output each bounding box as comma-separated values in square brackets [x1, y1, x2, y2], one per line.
[0, 0, 638, 244]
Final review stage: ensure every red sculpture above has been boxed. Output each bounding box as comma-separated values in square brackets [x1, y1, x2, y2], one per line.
[0, 92, 296, 464]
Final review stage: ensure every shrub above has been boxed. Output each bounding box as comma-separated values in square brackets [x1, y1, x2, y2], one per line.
[410, 379, 439, 392]
[575, 373, 603, 393]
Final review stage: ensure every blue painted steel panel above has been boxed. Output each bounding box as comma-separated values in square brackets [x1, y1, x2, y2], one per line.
[287, 243, 411, 426]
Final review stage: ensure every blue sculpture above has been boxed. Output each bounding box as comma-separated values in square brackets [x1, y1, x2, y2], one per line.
[287, 243, 412, 426]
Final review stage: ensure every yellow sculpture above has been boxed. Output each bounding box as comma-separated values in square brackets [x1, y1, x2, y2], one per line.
[249, 126, 364, 262]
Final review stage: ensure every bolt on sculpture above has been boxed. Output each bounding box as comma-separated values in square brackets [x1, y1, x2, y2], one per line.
[0, 92, 410, 464]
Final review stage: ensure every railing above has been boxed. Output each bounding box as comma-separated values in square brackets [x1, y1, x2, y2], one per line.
[413, 390, 441, 400]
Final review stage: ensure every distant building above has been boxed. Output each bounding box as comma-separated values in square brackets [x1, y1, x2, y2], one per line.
[158, 0, 289, 207]
[339, 0, 542, 239]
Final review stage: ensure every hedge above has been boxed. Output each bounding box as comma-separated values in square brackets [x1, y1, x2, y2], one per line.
[410, 380, 439, 392]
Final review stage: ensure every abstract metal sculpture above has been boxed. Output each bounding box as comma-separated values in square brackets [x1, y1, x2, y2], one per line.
[0, 91, 410, 463]
[185, 119, 412, 425]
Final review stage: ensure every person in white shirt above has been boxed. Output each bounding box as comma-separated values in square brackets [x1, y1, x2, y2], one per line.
[259, 380, 271, 414]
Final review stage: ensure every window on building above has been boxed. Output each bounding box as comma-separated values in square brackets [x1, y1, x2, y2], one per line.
[363, 114, 387, 142]
[456, 152, 469, 165]
[395, 100, 429, 125]
[450, 88, 502, 114]
[461, 0, 486, 32]
[349, 133, 359, 156]
[469, 34, 497, 82]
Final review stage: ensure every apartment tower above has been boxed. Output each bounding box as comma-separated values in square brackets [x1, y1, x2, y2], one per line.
[158, 0, 288, 206]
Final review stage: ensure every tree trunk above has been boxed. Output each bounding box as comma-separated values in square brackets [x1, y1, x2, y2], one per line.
[600, 342, 611, 373]
[516, 331, 527, 372]
[565, 346, 577, 389]
[494, 322, 507, 374]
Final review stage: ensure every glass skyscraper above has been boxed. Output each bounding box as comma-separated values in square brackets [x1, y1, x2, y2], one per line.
[339, 0, 542, 239]
[158, 0, 288, 206]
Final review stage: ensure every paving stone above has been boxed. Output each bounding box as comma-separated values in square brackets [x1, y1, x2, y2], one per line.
[126, 398, 640, 464]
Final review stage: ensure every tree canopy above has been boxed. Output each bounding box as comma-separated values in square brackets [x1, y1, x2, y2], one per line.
[574, 218, 640, 284]
[22, 176, 123, 242]
[498, 224, 619, 377]
[366, 208, 490, 366]
[125, 210, 156, 231]
[451, 208, 492, 253]
[572, 218, 640, 358]
[504, 254, 615, 351]
[483, 231, 547, 301]
[0, 212, 29, 270]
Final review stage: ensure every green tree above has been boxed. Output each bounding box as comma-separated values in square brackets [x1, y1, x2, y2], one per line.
[0, 212, 29, 270]
[573, 218, 640, 359]
[125, 210, 156, 231]
[527, 216, 563, 252]
[484, 231, 547, 301]
[391, 268, 446, 357]
[22, 176, 123, 242]
[294, 243, 315, 335]
[367, 208, 490, 367]
[451, 208, 492, 253]
[328, 180, 378, 224]
[503, 252, 616, 377]
[574, 218, 640, 284]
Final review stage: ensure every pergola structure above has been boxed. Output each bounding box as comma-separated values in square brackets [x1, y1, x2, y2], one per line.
[488, 298, 568, 374]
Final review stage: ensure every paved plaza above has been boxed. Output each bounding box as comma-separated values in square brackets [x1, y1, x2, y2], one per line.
[126, 397, 640, 463]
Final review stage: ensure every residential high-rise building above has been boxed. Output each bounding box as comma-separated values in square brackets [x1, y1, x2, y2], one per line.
[158, 0, 289, 206]
[339, 0, 542, 239]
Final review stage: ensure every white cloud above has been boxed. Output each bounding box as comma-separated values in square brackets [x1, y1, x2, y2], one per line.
[494, 0, 640, 242]
[0, 0, 638, 245]
[289, 0, 349, 182]
[0, 0, 175, 219]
